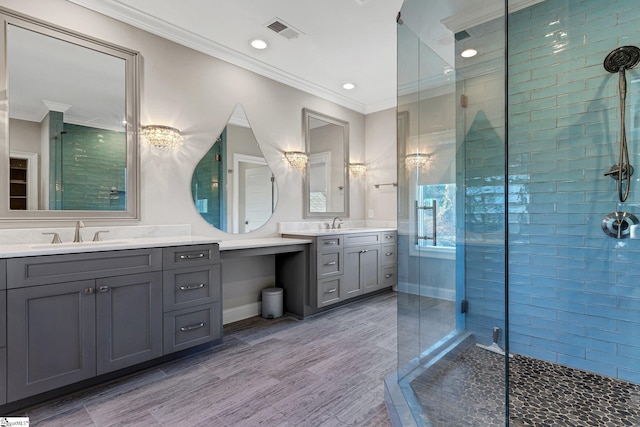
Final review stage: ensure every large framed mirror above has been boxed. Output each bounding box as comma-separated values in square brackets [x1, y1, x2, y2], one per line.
[0, 8, 140, 221]
[191, 105, 278, 233]
[303, 108, 349, 218]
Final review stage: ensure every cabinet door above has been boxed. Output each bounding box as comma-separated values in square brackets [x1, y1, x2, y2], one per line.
[344, 245, 381, 297]
[7, 280, 96, 402]
[361, 246, 381, 293]
[343, 247, 365, 298]
[96, 272, 163, 375]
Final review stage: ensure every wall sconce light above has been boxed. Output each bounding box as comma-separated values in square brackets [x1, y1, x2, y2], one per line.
[142, 125, 182, 149]
[405, 153, 431, 169]
[349, 163, 367, 177]
[285, 151, 308, 170]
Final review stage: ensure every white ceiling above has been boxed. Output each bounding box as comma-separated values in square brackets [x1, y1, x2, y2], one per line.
[68, 0, 406, 115]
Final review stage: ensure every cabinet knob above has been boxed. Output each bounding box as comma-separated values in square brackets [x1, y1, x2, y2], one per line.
[360, 249, 368, 253]
[385, 274, 393, 278]
[98, 286, 110, 293]
[386, 252, 393, 256]
[84, 287, 94, 294]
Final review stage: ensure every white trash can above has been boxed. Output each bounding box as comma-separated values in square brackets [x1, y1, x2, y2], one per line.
[261, 287, 283, 319]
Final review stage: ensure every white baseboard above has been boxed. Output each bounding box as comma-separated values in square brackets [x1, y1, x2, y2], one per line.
[223, 302, 261, 325]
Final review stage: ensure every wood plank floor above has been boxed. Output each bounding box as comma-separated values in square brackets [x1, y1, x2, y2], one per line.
[20, 291, 397, 426]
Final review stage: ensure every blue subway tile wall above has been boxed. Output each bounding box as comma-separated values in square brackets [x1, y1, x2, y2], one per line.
[506, 0, 640, 381]
[60, 123, 126, 210]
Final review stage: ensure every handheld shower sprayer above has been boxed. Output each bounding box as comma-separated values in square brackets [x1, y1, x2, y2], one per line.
[603, 45, 640, 202]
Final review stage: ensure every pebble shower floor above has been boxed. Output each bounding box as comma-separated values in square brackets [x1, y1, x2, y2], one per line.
[410, 345, 640, 426]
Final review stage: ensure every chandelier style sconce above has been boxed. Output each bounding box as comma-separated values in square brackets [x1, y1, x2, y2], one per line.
[349, 163, 367, 177]
[405, 153, 431, 169]
[142, 125, 182, 149]
[285, 151, 309, 170]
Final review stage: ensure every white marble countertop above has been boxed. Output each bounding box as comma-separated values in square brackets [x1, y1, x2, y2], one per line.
[280, 227, 396, 237]
[0, 235, 221, 258]
[219, 237, 312, 251]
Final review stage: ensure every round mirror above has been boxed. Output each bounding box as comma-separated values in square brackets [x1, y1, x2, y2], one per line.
[191, 105, 278, 233]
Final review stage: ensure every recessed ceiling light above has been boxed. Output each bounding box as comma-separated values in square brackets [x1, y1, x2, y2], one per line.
[342, 82, 356, 90]
[250, 39, 268, 50]
[461, 48, 478, 58]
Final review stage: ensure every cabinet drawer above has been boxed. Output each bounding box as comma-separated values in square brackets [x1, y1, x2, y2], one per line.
[163, 244, 220, 269]
[318, 236, 342, 250]
[382, 265, 397, 287]
[382, 243, 397, 266]
[6, 248, 162, 288]
[317, 277, 341, 307]
[163, 303, 221, 354]
[317, 251, 343, 279]
[382, 232, 397, 243]
[163, 264, 221, 311]
[344, 233, 380, 247]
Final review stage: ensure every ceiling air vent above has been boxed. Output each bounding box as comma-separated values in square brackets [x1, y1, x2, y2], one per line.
[265, 18, 304, 40]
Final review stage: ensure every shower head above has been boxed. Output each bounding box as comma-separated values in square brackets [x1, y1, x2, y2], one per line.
[604, 46, 640, 73]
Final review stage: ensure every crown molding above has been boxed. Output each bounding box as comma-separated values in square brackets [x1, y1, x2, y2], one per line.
[441, 0, 544, 33]
[68, 0, 368, 114]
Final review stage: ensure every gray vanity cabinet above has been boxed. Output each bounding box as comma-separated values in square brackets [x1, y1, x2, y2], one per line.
[2, 244, 221, 406]
[287, 230, 396, 310]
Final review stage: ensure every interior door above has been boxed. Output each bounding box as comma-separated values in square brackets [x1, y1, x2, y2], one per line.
[242, 165, 273, 232]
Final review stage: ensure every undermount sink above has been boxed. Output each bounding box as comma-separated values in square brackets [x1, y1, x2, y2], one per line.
[29, 240, 131, 249]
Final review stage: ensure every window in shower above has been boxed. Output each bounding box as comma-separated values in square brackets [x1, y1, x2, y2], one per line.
[416, 183, 456, 249]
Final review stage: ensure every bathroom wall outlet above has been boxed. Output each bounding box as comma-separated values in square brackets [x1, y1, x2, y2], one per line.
[368, 209, 374, 218]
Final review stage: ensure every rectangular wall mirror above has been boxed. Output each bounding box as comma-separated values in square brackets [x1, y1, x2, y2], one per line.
[0, 8, 140, 221]
[303, 108, 349, 218]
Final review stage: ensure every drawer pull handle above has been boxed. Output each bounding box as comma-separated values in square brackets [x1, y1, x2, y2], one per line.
[386, 252, 393, 256]
[326, 288, 337, 293]
[385, 235, 394, 239]
[179, 283, 205, 291]
[180, 322, 206, 332]
[385, 274, 394, 278]
[325, 261, 337, 266]
[99, 286, 110, 293]
[324, 240, 337, 245]
[179, 253, 206, 260]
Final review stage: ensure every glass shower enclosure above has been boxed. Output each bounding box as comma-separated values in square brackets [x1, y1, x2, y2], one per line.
[387, 0, 640, 425]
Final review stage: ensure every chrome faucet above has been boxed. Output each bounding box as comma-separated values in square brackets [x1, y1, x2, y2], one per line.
[73, 220, 85, 243]
[332, 217, 343, 229]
